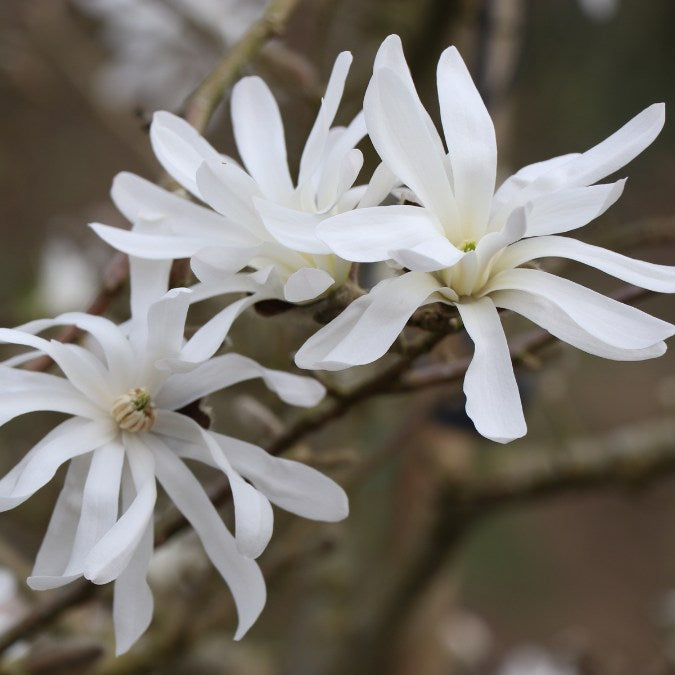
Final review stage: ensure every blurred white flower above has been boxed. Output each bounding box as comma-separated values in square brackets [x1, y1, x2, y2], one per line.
[577, 0, 619, 22]
[496, 645, 578, 675]
[73, 0, 267, 109]
[0, 256, 347, 654]
[296, 34, 675, 443]
[38, 238, 98, 314]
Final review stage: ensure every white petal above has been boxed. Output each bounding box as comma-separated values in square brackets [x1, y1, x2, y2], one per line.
[64, 441, 125, 576]
[456, 297, 526, 443]
[111, 172, 246, 242]
[0, 418, 116, 511]
[194, 161, 265, 239]
[150, 111, 223, 198]
[357, 161, 399, 208]
[389, 238, 464, 272]
[365, 68, 459, 231]
[316, 148, 363, 213]
[253, 198, 331, 254]
[157, 353, 326, 411]
[485, 268, 675, 349]
[145, 288, 192, 362]
[437, 46, 496, 232]
[475, 207, 527, 269]
[83, 435, 156, 584]
[535, 103, 665, 190]
[179, 292, 272, 363]
[128, 255, 172, 350]
[490, 153, 580, 216]
[317, 205, 448, 263]
[28, 455, 90, 590]
[90, 222, 212, 260]
[523, 180, 625, 237]
[152, 441, 265, 639]
[231, 76, 294, 200]
[497, 234, 675, 293]
[298, 51, 353, 186]
[113, 467, 154, 655]
[283, 268, 335, 303]
[200, 431, 273, 559]
[492, 289, 667, 361]
[295, 271, 441, 370]
[215, 433, 349, 521]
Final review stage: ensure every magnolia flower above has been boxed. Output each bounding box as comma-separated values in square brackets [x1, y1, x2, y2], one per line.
[0, 257, 347, 653]
[91, 51, 395, 323]
[296, 35, 675, 443]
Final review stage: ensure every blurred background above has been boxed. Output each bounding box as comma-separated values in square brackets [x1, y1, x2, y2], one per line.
[0, 0, 674, 673]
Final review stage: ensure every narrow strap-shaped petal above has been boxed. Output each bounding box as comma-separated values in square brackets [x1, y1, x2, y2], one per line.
[437, 46, 497, 235]
[492, 289, 667, 361]
[111, 172, 247, 242]
[156, 352, 325, 411]
[484, 268, 675, 350]
[83, 435, 156, 584]
[214, 432, 349, 521]
[0, 418, 116, 511]
[151, 441, 266, 640]
[475, 207, 527, 270]
[522, 180, 625, 237]
[490, 153, 580, 218]
[91, 222, 214, 260]
[357, 162, 399, 208]
[295, 271, 442, 370]
[298, 51, 353, 186]
[63, 440, 125, 576]
[495, 235, 675, 293]
[365, 68, 459, 232]
[456, 297, 526, 443]
[231, 76, 294, 201]
[178, 291, 274, 363]
[113, 466, 154, 655]
[316, 148, 364, 213]
[532, 103, 665, 191]
[149, 111, 223, 198]
[28, 455, 90, 590]
[317, 204, 453, 264]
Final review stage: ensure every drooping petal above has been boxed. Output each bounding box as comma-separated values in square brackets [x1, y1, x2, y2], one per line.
[253, 198, 332, 254]
[456, 297, 526, 443]
[149, 111, 223, 198]
[63, 440, 125, 576]
[28, 455, 90, 590]
[231, 76, 294, 200]
[495, 235, 675, 293]
[522, 180, 625, 237]
[484, 268, 675, 349]
[83, 435, 156, 585]
[113, 465, 154, 655]
[295, 271, 442, 370]
[157, 353, 325, 411]
[365, 68, 459, 231]
[283, 268, 335, 303]
[389, 238, 464, 272]
[317, 205, 452, 263]
[0, 418, 116, 511]
[491, 289, 667, 361]
[152, 441, 266, 640]
[214, 433, 349, 521]
[437, 46, 496, 233]
[143, 287, 192, 369]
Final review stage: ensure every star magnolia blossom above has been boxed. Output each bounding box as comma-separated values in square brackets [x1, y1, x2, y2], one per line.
[296, 34, 675, 443]
[91, 50, 395, 321]
[0, 257, 347, 654]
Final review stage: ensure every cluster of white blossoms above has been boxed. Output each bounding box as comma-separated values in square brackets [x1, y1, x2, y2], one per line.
[1, 33, 673, 654]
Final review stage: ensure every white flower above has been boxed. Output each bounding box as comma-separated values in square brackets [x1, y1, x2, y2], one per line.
[91, 51, 396, 322]
[0, 257, 347, 654]
[296, 35, 675, 443]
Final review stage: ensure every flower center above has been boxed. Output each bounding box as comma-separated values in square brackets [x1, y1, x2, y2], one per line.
[111, 387, 156, 433]
[461, 240, 476, 252]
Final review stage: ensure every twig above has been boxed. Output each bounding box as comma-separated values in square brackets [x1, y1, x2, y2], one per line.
[183, 0, 303, 132]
